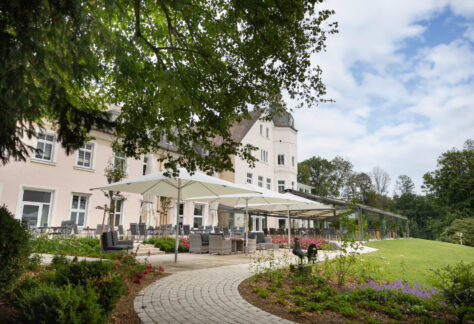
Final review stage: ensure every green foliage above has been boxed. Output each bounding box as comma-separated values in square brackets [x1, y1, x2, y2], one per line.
[51, 259, 126, 314]
[13, 282, 107, 324]
[1, 0, 337, 175]
[440, 218, 474, 247]
[143, 237, 188, 252]
[252, 287, 269, 298]
[31, 236, 113, 258]
[289, 307, 305, 315]
[0, 205, 31, 296]
[431, 261, 474, 323]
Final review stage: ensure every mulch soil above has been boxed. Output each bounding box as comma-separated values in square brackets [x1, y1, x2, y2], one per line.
[109, 271, 169, 324]
[238, 273, 456, 324]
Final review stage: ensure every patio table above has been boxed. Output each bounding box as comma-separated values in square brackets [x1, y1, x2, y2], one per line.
[230, 238, 244, 253]
[82, 228, 96, 238]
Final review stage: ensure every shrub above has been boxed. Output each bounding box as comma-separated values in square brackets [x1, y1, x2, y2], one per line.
[52, 259, 126, 314]
[340, 304, 358, 318]
[0, 205, 31, 296]
[31, 236, 105, 258]
[440, 218, 474, 247]
[143, 237, 189, 252]
[431, 261, 474, 323]
[13, 280, 106, 324]
[289, 307, 305, 315]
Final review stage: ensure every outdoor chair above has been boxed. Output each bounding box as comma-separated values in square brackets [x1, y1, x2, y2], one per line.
[111, 231, 133, 249]
[118, 225, 124, 235]
[204, 225, 212, 233]
[263, 228, 268, 235]
[223, 227, 230, 237]
[138, 223, 147, 240]
[269, 228, 276, 235]
[246, 236, 257, 253]
[209, 234, 232, 255]
[130, 223, 139, 241]
[95, 224, 103, 238]
[189, 234, 209, 253]
[183, 225, 191, 236]
[101, 231, 131, 253]
[329, 227, 337, 240]
[214, 227, 221, 234]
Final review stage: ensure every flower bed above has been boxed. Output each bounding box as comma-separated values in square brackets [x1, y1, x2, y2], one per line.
[271, 236, 338, 250]
[142, 237, 189, 252]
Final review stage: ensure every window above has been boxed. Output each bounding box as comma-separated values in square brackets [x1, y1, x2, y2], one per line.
[259, 124, 263, 135]
[142, 156, 148, 175]
[292, 156, 295, 167]
[76, 143, 93, 168]
[35, 133, 54, 162]
[278, 218, 286, 229]
[112, 200, 123, 226]
[266, 178, 271, 190]
[21, 189, 52, 227]
[114, 152, 126, 172]
[291, 181, 295, 190]
[278, 180, 285, 193]
[193, 204, 204, 228]
[70, 195, 88, 226]
[277, 154, 285, 166]
[246, 172, 253, 184]
[179, 203, 184, 227]
[266, 127, 269, 138]
[260, 150, 268, 163]
[257, 176, 263, 188]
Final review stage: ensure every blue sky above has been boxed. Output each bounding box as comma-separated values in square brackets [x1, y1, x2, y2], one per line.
[291, 0, 474, 194]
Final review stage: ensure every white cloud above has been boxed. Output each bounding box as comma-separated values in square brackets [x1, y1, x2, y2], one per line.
[291, 0, 474, 194]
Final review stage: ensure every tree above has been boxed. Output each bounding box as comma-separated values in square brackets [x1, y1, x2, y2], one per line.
[394, 175, 415, 196]
[1, 0, 337, 174]
[298, 157, 334, 196]
[371, 166, 391, 195]
[344, 172, 372, 203]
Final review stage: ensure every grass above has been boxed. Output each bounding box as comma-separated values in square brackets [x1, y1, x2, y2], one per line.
[361, 238, 474, 284]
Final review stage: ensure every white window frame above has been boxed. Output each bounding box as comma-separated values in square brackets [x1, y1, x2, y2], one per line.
[70, 194, 89, 227]
[193, 203, 204, 228]
[246, 172, 253, 184]
[112, 199, 124, 227]
[260, 150, 268, 163]
[34, 133, 55, 162]
[75, 143, 94, 169]
[20, 188, 53, 227]
[257, 176, 263, 188]
[142, 156, 148, 175]
[277, 154, 285, 166]
[113, 151, 127, 172]
[266, 178, 271, 190]
[278, 180, 285, 193]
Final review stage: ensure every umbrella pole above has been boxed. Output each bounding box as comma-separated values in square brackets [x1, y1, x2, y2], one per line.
[287, 206, 291, 251]
[245, 199, 249, 256]
[174, 180, 181, 263]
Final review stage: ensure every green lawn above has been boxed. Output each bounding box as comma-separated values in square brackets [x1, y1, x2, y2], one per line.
[359, 238, 474, 285]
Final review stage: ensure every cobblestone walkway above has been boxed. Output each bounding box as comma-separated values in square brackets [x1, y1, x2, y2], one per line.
[134, 263, 294, 324]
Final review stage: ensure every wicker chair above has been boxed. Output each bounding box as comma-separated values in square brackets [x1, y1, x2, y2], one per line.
[247, 237, 257, 253]
[189, 234, 209, 253]
[209, 234, 232, 255]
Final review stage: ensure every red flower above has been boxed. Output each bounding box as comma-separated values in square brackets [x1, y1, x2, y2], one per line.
[123, 274, 128, 279]
[143, 270, 148, 275]
[159, 266, 164, 272]
[135, 278, 141, 284]
[134, 272, 140, 277]
[113, 264, 119, 271]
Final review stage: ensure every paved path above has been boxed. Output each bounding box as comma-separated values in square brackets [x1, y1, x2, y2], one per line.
[134, 263, 294, 324]
[135, 246, 378, 324]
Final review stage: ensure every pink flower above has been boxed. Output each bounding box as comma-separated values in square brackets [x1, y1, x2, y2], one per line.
[159, 266, 165, 272]
[113, 264, 119, 271]
[143, 270, 148, 275]
[135, 278, 141, 284]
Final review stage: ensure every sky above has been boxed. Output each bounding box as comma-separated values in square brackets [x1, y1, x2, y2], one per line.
[290, 0, 474, 194]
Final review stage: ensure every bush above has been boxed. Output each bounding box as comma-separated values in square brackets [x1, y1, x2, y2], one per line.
[52, 258, 126, 314]
[0, 205, 31, 296]
[143, 237, 189, 252]
[13, 281, 107, 324]
[431, 261, 474, 323]
[31, 236, 105, 257]
[440, 218, 474, 247]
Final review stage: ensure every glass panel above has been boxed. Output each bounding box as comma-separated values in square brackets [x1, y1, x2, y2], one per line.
[23, 190, 51, 203]
[114, 214, 120, 226]
[193, 217, 202, 228]
[72, 195, 79, 209]
[46, 135, 54, 142]
[71, 211, 77, 223]
[84, 152, 91, 166]
[78, 150, 84, 165]
[79, 196, 86, 210]
[43, 143, 52, 160]
[22, 205, 39, 226]
[78, 212, 85, 226]
[35, 142, 44, 158]
[194, 204, 203, 216]
[41, 205, 49, 225]
[37, 134, 45, 140]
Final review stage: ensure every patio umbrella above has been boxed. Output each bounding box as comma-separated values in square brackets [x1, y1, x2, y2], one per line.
[92, 168, 260, 262]
[239, 193, 331, 251]
[187, 185, 331, 254]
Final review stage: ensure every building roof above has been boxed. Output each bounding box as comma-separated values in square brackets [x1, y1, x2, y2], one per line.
[229, 110, 262, 143]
